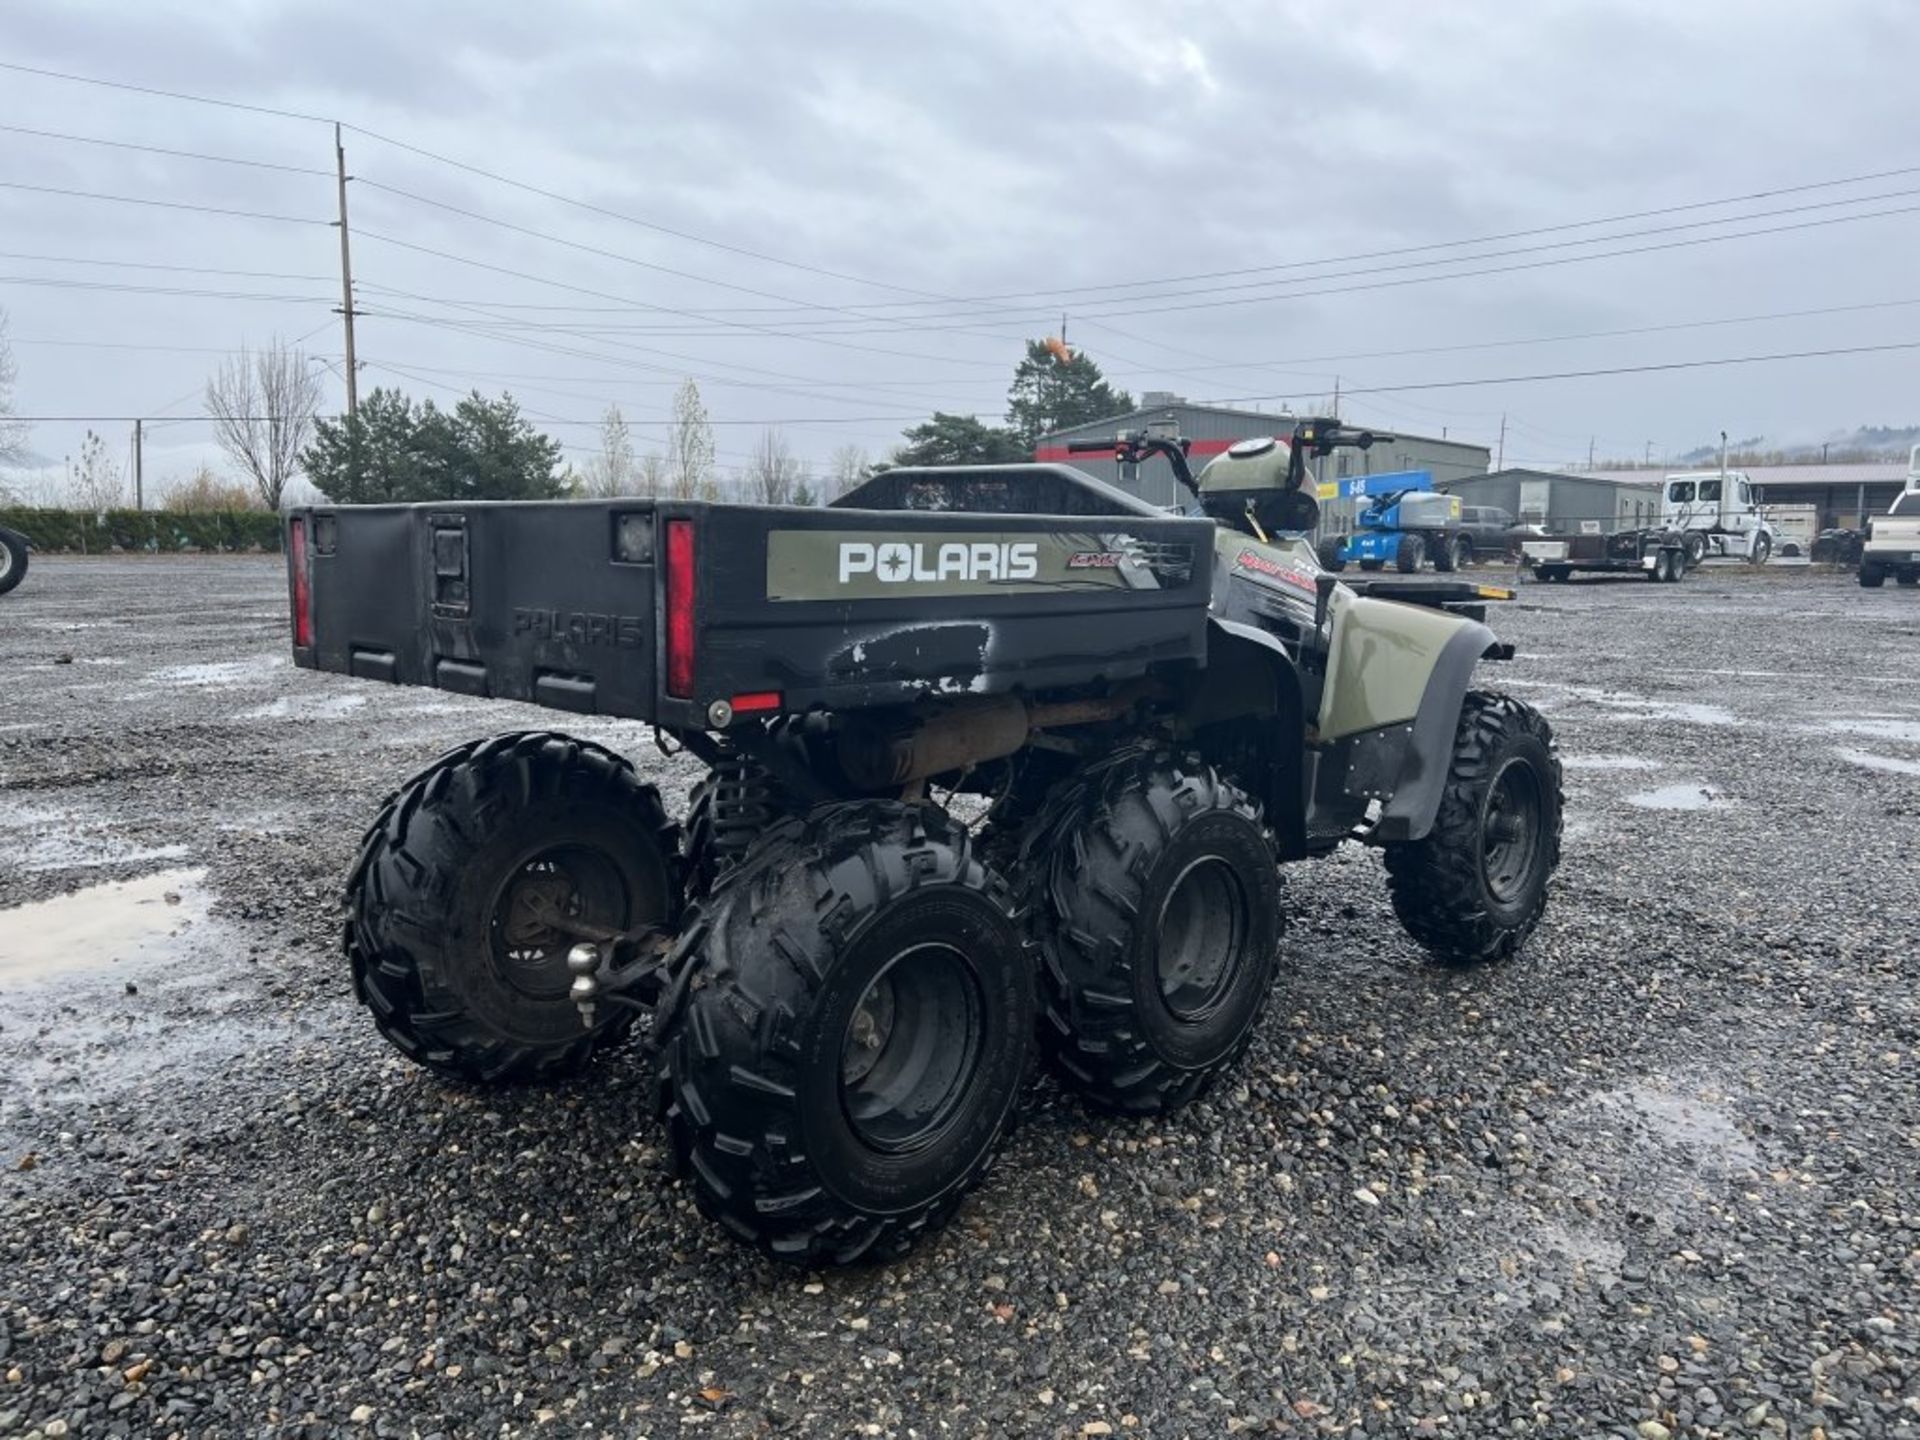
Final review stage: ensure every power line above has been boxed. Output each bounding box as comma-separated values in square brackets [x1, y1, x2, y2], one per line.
[0, 274, 335, 304]
[0, 121, 331, 176]
[800, 162, 1920, 311]
[0, 249, 333, 283]
[0, 59, 335, 125]
[1203, 337, 1920, 404]
[0, 179, 328, 226]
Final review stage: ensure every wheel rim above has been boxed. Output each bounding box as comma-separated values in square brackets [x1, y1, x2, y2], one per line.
[1481, 759, 1545, 905]
[840, 943, 984, 1154]
[1154, 856, 1250, 1022]
[0, 544, 12, 583]
[489, 846, 629, 1000]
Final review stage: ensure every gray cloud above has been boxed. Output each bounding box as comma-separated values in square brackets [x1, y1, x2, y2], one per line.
[4, 0, 1919, 490]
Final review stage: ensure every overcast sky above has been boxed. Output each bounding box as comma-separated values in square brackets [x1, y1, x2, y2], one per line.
[3, 0, 1919, 497]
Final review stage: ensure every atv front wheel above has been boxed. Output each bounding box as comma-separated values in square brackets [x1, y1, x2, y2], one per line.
[0, 527, 27, 597]
[1021, 754, 1281, 1115]
[1382, 693, 1562, 965]
[660, 803, 1033, 1265]
[347, 732, 679, 1084]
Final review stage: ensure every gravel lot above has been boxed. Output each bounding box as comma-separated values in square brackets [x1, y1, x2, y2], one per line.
[2, 555, 1917, 1440]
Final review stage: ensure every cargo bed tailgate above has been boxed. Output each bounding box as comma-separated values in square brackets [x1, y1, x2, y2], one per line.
[288, 502, 659, 718]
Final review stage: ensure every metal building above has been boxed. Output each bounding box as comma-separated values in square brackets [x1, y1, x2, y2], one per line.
[1437, 468, 1665, 533]
[1036, 398, 1491, 514]
[1446, 462, 1911, 535]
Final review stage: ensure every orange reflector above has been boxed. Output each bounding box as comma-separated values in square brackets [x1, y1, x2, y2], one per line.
[730, 690, 782, 715]
[1476, 585, 1515, 600]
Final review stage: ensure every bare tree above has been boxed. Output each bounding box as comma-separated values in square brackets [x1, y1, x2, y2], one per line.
[666, 379, 714, 500]
[827, 443, 870, 500]
[0, 308, 30, 477]
[637, 451, 665, 497]
[582, 403, 637, 497]
[204, 340, 323, 510]
[68, 429, 126, 511]
[748, 427, 803, 506]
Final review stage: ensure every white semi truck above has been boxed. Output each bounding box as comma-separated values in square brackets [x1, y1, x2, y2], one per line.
[1857, 445, 1920, 588]
[1661, 468, 1777, 565]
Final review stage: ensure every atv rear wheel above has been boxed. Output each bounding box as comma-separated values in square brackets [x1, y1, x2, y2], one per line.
[0, 527, 27, 597]
[659, 803, 1034, 1265]
[347, 732, 679, 1084]
[1021, 753, 1281, 1115]
[1382, 693, 1561, 966]
[1396, 534, 1426, 574]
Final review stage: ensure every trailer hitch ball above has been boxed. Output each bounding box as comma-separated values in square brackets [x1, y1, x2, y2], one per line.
[567, 942, 603, 1027]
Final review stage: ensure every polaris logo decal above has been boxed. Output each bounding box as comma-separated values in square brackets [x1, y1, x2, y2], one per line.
[839, 540, 1039, 585]
[1066, 550, 1127, 569]
[513, 608, 646, 648]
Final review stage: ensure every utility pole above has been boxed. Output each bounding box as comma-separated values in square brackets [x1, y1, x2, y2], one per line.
[1645, 441, 1653, 467]
[334, 123, 359, 417]
[1587, 436, 1595, 470]
[1332, 375, 1340, 419]
[133, 418, 143, 510]
[1496, 413, 1506, 471]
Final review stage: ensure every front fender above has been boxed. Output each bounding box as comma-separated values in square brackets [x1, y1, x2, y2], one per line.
[1371, 620, 1494, 842]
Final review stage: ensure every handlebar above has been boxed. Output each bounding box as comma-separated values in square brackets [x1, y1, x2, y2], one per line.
[1065, 439, 1113, 454]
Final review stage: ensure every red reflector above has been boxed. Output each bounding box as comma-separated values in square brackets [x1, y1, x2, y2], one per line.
[288, 517, 313, 648]
[664, 519, 696, 699]
[730, 690, 781, 715]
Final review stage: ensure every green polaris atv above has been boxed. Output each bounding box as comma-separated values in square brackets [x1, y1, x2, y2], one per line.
[286, 415, 1562, 1265]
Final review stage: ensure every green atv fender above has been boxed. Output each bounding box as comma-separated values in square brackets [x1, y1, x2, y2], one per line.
[1315, 584, 1495, 842]
[1198, 532, 1495, 846]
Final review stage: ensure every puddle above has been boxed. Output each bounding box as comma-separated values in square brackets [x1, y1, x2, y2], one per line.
[0, 798, 193, 874]
[1835, 747, 1920, 777]
[1532, 1221, 1626, 1282]
[242, 693, 368, 721]
[0, 868, 208, 982]
[1502, 681, 1735, 727]
[1818, 717, 1920, 745]
[1624, 782, 1735, 811]
[1588, 1084, 1760, 1174]
[151, 655, 285, 687]
[1562, 754, 1659, 771]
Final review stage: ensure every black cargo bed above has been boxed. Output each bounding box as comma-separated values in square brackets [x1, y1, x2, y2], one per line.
[287, 498, 1215, 729]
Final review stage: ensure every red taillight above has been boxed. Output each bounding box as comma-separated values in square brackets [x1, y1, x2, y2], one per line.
[730, 690, 781, 715]
[289, 517, 313, 648]
[664, 519, 696, 699]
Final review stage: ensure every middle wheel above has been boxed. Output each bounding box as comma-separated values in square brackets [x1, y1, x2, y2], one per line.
[1022, 753, 1282, 1115]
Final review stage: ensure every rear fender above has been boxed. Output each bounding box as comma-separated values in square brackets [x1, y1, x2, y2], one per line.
[1177, 618, 1308, 859]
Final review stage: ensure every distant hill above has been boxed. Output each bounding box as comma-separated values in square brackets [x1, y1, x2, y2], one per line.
[1672, 425, 1920, 467]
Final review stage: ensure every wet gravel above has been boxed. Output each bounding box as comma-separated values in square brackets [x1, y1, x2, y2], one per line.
[2, 554, 1918, 1439]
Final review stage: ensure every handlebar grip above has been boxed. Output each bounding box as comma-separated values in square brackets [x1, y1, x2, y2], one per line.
[1065, 439, 1114, 453]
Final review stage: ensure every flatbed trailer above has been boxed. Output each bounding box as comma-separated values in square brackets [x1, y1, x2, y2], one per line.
[1522, 527, 1688, 584]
